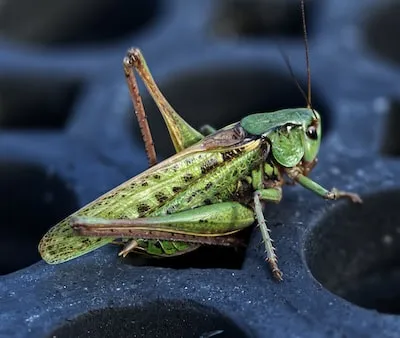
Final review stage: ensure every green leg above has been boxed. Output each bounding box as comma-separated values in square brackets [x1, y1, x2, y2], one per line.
[200, 124, 217, 136]
[251, 165, 264, 190]
[71, 202, 254, 235]
[124, 48, 204, 153]
[253, 187, 283, 281]
[286, 169, 362, 203]
[251, 165, 284, 280]
[71, 202, 254, 257]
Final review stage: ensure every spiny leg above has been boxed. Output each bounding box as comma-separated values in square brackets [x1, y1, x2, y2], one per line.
[253, 187, 283, 281]
[122, 49, 210, 253]
[71, 202, 254, 256]
[72, 219, 246, 257]
[71, 202, 254, 235]
[123, 54, 157, 167]
[124, 48, 203, 153]
[286, 168, 363, 203]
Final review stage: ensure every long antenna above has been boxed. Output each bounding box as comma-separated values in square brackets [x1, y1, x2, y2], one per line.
[278, 44, 309, 106]
[301, 0, 312, 109]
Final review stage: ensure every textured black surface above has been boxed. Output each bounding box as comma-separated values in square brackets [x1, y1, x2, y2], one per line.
[1, 0, 400, 337]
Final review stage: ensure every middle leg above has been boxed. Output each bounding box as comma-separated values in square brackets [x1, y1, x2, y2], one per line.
[253, 187, 283, 281]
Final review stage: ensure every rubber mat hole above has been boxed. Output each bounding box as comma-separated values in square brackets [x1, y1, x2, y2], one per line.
[0, 0, 159, 46]
[364, 1, 400, 65]
[122, 229, 251, 270]
[48, 300, 250, 338]
[213, 0, 316, 38]
[133, 66, 329, 158]
[0, 162, 78, 275]
[380, 100, 400, 156]
[305, 190, 400, 314]
[0, 77, 80, 129]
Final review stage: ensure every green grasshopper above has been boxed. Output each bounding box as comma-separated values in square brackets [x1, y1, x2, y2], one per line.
[39, 0, 362, 281]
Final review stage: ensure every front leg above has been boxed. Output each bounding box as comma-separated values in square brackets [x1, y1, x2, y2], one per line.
[286, 167, 362, 203]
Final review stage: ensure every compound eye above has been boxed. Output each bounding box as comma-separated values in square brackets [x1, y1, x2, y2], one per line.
[306, 125, 318, 140]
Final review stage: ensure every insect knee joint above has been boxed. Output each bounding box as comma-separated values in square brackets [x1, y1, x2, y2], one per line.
[124, 48, 142, 68]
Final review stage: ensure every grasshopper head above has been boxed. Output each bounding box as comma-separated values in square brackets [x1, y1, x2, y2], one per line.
[241, 108, 321, 169]
[301, 109, 321, 173]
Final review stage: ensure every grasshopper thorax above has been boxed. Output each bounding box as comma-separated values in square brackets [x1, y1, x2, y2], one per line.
[240, 108, 321, 169]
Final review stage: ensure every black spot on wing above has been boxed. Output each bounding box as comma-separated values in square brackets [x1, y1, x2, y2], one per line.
[172, 186, 182, 193]
[137, 203, 151, 216]
[200, 158, 220, 175]
[183, 174, 194, 183]
[155, 192, 168, 204]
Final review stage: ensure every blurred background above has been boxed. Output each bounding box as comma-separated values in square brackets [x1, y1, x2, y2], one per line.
[1, 0, 400, 318]
[1, 0, 319, 275]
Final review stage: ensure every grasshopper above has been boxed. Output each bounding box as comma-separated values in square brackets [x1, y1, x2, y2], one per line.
[38, 0, 362, 281]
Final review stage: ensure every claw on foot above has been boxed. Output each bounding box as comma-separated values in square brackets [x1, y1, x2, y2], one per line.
[267, 258, 283, 282]
[327, 188, 363, 204]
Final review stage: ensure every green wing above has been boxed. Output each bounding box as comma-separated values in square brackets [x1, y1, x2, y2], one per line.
[38, 125, 255, 264]
[39, 219, 112, 264]
[38, 141, 224, 264]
